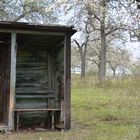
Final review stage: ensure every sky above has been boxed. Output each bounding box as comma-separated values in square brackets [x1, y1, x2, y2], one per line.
[126, 42, 140, 61]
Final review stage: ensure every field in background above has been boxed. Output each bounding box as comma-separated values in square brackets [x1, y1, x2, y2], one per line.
[0, 75, 140, 140]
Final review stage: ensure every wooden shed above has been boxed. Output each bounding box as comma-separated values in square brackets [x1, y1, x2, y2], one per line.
[0, 21, 76, 131]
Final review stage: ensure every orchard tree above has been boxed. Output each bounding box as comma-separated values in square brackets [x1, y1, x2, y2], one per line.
[64, 0, 132, 83]
[71, 45, 81, 74]
[0, 0, 64, 24]
[73, 20, 92, 78]
[107, 47, 131, 76]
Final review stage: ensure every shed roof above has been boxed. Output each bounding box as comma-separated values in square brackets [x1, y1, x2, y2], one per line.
[0, 21, 76, 35]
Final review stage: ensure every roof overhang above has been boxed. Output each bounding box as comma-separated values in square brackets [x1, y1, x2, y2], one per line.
[0, 21, 77, 36]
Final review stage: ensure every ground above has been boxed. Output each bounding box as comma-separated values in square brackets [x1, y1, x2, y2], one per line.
[0, 75, 140, 140]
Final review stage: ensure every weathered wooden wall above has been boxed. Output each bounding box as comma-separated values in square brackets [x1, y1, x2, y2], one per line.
[0, 42, 10, 125]
[16, 45, 51, 107]
[0, 23, 75, 131]
[15, 37, 64, 128]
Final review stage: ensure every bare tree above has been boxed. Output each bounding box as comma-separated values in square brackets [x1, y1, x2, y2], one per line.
[73, 22, 91, 78]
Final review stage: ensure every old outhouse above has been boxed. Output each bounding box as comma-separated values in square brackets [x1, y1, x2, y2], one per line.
[0, 21, 76, 131]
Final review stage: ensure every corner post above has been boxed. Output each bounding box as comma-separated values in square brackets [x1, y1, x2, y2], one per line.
[8, 32, 16, 130]
[64, 33, 71, 130]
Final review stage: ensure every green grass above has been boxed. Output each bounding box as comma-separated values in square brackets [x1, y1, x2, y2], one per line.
[1, 76, 140, 140]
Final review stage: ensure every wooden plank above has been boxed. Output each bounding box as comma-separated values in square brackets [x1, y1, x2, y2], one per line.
[48, 54, 52, 91]
[16, 90, 53, 94]
[0, 41, 11, 129]
[14, 108, 61, 112]
[51, 56, 55, 94]
[16, 113, 19, 132]
[0, 46, 4, 124]
[16, 95, 55, 98]
[64, 33, 71, 130]
[16, 90, 50, 94]
[51, 111, 55, 130]
[16, 101, 47, 109]
[16, 44, 49, 96]
[0, 29, 65, 36]
[0, 125, 8, 130]
[8, 32, 16, 130]
[60, 100, 64, 122]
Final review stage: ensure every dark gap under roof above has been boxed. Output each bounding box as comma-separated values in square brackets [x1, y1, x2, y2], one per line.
[17, 33, 64, 50]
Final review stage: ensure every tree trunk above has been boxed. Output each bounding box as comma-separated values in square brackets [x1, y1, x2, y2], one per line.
[98, 0, 106, 84]
[122, 68, 125, 76]
[74, 24, 89, 78]
[113, 69, 116, 77]
[81, 59, 85, 78]
[80, 51, 86, 78]
[99, 22, 106, 83]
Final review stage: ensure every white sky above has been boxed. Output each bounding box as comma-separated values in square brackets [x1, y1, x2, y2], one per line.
[125, 42, 140, 61]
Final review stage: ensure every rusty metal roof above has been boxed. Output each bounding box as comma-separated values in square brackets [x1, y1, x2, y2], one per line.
[0, 21, 76, 35]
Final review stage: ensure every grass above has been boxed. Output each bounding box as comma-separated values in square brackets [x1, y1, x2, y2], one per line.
[1, 75, 140, 140]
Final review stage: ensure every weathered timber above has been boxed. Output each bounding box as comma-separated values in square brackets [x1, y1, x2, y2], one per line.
[14, 109, 61, 132]
[64, 34, 71, 130]
[14, 109, 61, 111]
[16, 46, 49, 97]
[0, 22, 76, 131]
[0, 39, 11, 126]
[0, 46, 3, 123]
[0, 29, 65, 36]
[16, 95, 54, 98]
[8, 32, 16, 130]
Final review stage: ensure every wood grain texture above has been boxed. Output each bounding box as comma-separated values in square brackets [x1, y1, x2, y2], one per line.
[64, 34, 71, 130]
[0, 34, 11, 129]
[8, 32, 16, 130]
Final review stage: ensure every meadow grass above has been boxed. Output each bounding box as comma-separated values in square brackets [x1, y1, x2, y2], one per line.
[0, 75, 140, 140]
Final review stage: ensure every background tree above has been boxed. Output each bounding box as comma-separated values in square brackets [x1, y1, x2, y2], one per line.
[73, 21, 92, 78]
[71, 45, 81, 74]
[1, 0, 139, 81]
[107, 47, 131, 76]
[0, 0, 64, 24]
[65, 0, 133, 83]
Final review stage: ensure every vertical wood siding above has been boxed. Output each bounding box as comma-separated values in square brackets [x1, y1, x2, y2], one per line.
[0, 41, 10, 126]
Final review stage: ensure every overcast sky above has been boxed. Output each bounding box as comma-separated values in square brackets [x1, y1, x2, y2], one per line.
[126, 42, 140, 61]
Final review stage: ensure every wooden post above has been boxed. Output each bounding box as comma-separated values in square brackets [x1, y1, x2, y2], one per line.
[64, 34, 71, 130]
[51, 111, 54, 130]
[16, 112, 19, 132]
[48, 54, 52, 92]
[8, 32, 16, 131]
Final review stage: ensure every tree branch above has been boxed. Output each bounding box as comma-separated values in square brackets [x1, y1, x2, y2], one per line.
[105, 27, 118, 36]
[87, 58, 99, 67]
